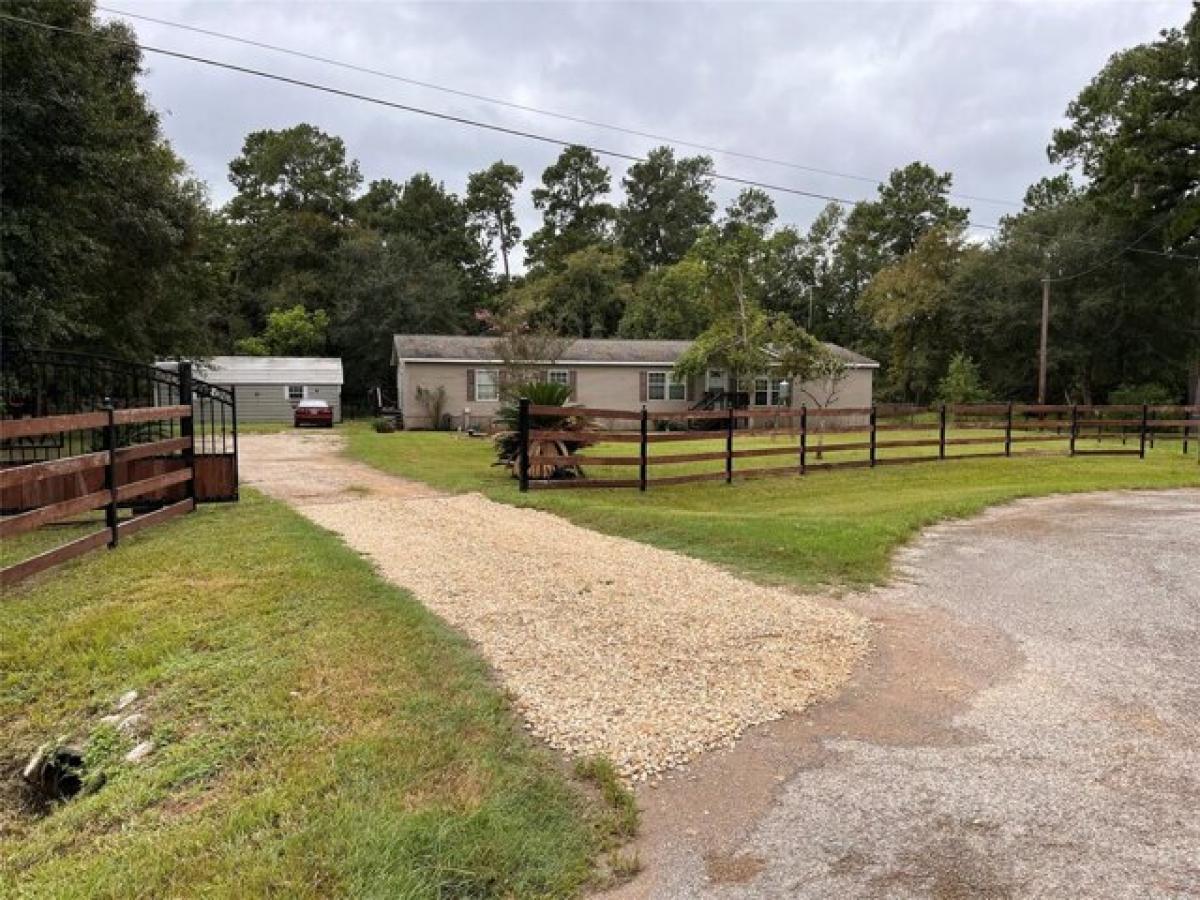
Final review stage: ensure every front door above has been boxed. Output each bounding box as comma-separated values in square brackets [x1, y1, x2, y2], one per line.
[706, 369, 726, 393]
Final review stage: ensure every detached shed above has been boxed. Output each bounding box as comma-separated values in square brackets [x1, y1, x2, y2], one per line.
[160, 357, 344, 423]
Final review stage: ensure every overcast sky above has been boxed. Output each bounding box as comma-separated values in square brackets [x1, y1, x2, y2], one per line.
[100, 1, 1188, 269]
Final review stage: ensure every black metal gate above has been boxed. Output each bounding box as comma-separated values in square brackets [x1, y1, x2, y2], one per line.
[1, 345, 238, 502]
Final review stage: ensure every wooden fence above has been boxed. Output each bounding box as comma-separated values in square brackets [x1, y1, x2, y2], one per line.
[1, 404, 197, 587]
[515, 401, 1200, 491]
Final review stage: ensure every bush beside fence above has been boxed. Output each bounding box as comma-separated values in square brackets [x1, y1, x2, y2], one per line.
[514, 401, 1200, 491]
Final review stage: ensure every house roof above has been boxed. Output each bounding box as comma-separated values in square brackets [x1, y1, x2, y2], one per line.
[158, 356, 344, 385]
[392, 334, 879, 368]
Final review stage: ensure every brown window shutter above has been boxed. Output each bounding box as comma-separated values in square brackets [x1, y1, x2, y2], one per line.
[467, 368, 476, 402]
[639, 371, 647, 403]
[568, 370, 578, 400]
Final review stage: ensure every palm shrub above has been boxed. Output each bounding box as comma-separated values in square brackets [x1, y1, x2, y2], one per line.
[493, 381, 592, 477]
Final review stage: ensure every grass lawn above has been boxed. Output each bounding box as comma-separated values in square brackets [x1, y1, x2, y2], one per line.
[344, 424, 1198, 589]
[0, 512, 110, 569]
[1, 492, 633, 898]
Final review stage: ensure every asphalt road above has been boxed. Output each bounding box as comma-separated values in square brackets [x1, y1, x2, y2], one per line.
[613, 489, 1200, 899]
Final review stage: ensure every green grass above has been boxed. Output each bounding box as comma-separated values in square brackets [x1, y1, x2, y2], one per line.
[344, 424, 1198, 589]
[0, 512, 110, 568]
[1, 491, 631, 898]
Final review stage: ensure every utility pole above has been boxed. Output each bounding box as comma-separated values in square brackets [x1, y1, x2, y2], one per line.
[807, 284, 814, 332]
[1038, 277, 1050, 405]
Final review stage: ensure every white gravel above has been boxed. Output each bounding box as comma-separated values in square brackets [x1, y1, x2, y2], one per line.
[239, 433, 868, 779]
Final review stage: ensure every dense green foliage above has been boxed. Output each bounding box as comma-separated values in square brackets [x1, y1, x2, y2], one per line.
[3, 1, 1195, 408]
[0, 0, 225, 357]
[234, 305, 328, 356]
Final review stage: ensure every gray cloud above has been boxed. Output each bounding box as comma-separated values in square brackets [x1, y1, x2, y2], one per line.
[107, 0, 1188, 268]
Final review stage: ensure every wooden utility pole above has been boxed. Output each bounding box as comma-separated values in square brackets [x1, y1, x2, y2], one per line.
[1038, 278, 1050, 404]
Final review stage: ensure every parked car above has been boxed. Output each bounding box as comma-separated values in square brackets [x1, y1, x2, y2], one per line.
[293, 399, 334, 428]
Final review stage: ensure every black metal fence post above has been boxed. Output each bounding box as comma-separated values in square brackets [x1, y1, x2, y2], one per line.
[517, 396, 530, 492]
[103, 402, 119, 548]
[179, 361, 196, 502]
[938, 404, 947, 460]
[230, 384, 240, 501]
[1004, 402, 1013, 457]
[725, 404, 734, 484]
[869, 405, 878, 467]
[1139, 403, 1148, 459]
[799, 405, 807, 474]
[639, 405, 648, 492]
[1069, 404, 1078, 456]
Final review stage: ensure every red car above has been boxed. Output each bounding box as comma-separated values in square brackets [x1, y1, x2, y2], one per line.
[293, 399, 334, 428]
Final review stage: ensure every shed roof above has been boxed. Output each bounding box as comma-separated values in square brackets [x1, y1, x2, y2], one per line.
[159, 356, 344, 385]
[392, 335, 878, 368]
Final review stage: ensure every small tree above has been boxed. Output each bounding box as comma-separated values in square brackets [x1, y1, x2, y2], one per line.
[673, 216, 825, 400]
[790, 347, 849, 458]
[794, 347, 850, 409]
[936, 353, 990, 405]
[476, 308, 570, 398]
[675, 306, 825, 402]
[235, 305, 329, 356]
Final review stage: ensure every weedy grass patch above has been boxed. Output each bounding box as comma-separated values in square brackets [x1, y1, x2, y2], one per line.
[1, 491, 627, 898]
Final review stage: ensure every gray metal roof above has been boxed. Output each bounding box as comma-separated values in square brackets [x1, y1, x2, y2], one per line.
[392, 334, 878, 368]
[159, 356, 344, 385]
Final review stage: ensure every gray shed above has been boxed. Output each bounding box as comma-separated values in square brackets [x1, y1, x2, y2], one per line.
[161, 357, 344, 423]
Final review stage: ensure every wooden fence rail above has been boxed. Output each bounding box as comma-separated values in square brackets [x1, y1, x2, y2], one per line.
[516, 400, 1200, 492]
[1, 403, 197, 588]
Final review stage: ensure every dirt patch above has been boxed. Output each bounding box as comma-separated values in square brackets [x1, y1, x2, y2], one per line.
[239, 432, 869, 781]
[704, 852, 765, 885]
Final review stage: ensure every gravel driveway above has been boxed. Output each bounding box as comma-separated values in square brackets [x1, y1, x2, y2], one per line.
[616, 489, 1200, 899]
[238, 432, 867, 780]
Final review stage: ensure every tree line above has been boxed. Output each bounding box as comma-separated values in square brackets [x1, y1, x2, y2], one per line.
[3, 0, 1196, 407]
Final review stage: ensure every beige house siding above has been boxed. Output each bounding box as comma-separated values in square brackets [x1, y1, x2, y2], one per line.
[791, 368, 874, 410]
[399, 361, 873, 430]
[401, 361, 493, 430]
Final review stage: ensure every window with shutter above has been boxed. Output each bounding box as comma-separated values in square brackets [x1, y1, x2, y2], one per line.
[474, 369, 500, 402]
[646, 371, 686, 401]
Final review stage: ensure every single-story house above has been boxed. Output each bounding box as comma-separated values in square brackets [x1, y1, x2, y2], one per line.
[158, 356, 344, 423]
[391, 335, 877, 430]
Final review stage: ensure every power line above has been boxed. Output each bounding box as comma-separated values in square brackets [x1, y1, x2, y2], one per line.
[1043, 219, 1170, 283]
[1, 12, 1003, 231]
[96, 4, 1023, 211]
[1129, 247, 1200, 262]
